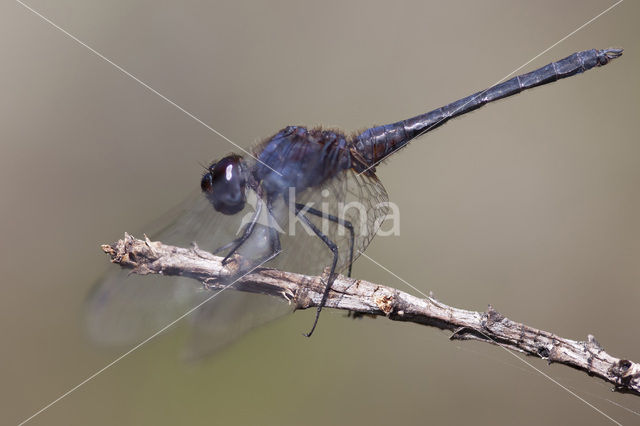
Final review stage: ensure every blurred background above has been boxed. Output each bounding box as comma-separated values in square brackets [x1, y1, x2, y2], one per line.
[1, 0, 638, 424]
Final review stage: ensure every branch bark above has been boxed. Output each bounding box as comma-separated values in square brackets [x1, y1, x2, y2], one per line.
[102, 233, 640, 395]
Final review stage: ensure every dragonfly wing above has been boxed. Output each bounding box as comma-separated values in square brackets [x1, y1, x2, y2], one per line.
[86, 166, 388, 351]
[264, 168, 389, 277]
[85, 190, 290, 350]
[85, 269, 210, 346]
[183, 290, 293, 360]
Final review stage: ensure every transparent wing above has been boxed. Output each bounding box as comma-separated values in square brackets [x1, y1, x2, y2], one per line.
[264, 168, 389, 277]
[86, 167, 388, 354]
[85, 190, 292, 354]
[182, 290, 291, 360]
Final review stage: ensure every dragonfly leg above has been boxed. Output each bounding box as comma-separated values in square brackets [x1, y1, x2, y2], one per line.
[294, 204, 339, 337]
[211, 239, 238, 255]
[294, 203, 354, 278]
[222, 199, 282, 286]
[248, 199, 282, 265]
[218, 197, 263, 265]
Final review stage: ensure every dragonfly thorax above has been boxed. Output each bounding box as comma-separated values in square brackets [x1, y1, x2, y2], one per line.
[252, 126, 352, 199]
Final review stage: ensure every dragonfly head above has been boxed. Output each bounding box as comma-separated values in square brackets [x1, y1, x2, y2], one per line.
[201, 154, 248, 215]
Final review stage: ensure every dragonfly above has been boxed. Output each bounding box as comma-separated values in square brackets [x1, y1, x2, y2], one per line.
[87, 48, 622, 356]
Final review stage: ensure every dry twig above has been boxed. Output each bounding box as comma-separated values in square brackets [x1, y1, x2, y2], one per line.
[102, 234, 640, 395]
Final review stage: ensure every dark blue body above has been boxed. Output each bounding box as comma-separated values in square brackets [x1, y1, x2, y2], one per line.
[353, 48, 622, 167]
[252, 126, 352, 198]
[251, 49, 621, 193]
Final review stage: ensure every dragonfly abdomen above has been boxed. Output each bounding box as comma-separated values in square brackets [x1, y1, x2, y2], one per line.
[351, 48, 622, 168]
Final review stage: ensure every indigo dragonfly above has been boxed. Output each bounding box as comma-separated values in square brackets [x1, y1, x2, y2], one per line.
[87, 48, 621, 355]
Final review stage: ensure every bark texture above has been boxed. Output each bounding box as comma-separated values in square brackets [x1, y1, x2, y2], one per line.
[102, 234, 640, 395]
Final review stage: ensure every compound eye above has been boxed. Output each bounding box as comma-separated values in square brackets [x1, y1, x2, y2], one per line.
[200, 173, 213, 192]
[201, 155, 247, 215]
